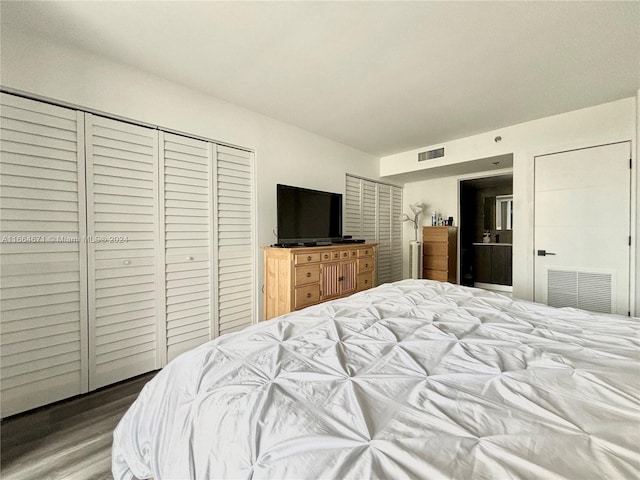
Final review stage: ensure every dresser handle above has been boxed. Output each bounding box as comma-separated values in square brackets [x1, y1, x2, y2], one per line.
[187, 256, 194, 261]
[123, 260, 131, 265]
[306, 272, 311, 278]
[306, 293, 312, 299]
[307, 256, 312, 261]
[365, 279, 368, 284]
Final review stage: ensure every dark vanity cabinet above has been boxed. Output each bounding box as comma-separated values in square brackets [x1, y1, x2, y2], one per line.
[474, 244, 512, 285]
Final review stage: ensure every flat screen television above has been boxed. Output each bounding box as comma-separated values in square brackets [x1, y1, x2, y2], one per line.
[277, 184, 342, 244]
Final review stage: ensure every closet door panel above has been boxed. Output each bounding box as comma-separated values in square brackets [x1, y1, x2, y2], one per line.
[162, 132, 212, 362]
[85, 114, 160, 390]
[376, 184, 392, 284]
[344, 175, 362, 237]
[362, 180, 377, 243]
[391, 186, 403, 281]
[215, 145, 255, 336]
[0, 93, 88, 417]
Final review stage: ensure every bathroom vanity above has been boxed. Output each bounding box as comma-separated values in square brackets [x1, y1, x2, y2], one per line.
[472, 243, 512, 286]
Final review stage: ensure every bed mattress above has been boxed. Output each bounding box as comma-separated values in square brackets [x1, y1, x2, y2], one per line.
[113, 280, 640, 479]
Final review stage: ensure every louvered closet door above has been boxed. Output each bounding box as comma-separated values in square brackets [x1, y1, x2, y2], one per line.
[345, 175, 404, 284]
[391, 186, 403, 281]
[362, 180, 377, 243]
[161, 133, 212, 362]
[85, 114, 160, 389]
[0, 93, 88, 417]
[215, 145, 255, 335]
[376, 184, 392, 284]
[344, 175, 363, 237]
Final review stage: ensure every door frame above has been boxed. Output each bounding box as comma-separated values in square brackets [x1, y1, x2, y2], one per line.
[456, 168, 514, 288]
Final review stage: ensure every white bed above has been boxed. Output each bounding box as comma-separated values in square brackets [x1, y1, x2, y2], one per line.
[112, 280, 640, 480]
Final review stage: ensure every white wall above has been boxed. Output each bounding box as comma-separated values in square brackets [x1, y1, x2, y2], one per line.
[0, 27, 381, 319]
[382, 98, 638, 314]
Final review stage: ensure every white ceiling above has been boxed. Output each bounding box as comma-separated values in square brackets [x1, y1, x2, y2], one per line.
[2, 1, 639, 157]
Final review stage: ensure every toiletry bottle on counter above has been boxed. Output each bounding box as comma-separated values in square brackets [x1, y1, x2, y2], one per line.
[431, 212, 437, 226]
[437, 213, 443, 226]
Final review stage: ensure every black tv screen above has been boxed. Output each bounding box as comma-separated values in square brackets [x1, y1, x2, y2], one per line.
[277, 184, 342, 243]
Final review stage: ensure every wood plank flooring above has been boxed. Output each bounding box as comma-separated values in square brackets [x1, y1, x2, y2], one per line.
[1, 371, 156, 480]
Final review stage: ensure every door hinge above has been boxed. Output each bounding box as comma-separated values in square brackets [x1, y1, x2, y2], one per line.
[630, 158, 633, 169]
[629, 236, 632, 246]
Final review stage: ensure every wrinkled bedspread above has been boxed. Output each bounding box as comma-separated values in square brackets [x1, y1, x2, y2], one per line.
[113, 280, 640, 479]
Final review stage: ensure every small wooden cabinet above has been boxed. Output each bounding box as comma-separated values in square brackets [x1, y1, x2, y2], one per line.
[422, 227, 457, 283]
[263, 244, 376, 320]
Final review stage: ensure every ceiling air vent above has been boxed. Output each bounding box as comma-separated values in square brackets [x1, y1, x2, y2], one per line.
[418, 147, 444, 161]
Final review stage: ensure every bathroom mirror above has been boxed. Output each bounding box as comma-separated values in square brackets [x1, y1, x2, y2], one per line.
[495, 195, 513, 230]
[483, 196, 495, 231]
[483, 195, 513, 231]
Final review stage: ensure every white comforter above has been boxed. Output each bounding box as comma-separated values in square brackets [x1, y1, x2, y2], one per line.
[112, 280, 640, 479]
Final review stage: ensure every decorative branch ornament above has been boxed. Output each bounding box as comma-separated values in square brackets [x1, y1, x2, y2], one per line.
[401, 201, 426, 242]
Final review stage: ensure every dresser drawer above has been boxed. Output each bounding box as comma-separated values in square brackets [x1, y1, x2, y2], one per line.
[357, 272, 374, 291]
[422, 243, 448, 256]
[423, 269, 448, 282]
[295, 252, 321, 265]
[422, 227, 450, 243]
[319, 251, 332, 262]
[294, 264, 320, 286]
[294, 284, 320, 309]
[357, 258, 374, 273]
[357, 246, 374, 257]
[422, 255, 448, 271]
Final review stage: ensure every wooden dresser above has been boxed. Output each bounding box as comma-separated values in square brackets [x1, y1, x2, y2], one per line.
[263, 244, 376, 320]
[422, 227, 457, 283]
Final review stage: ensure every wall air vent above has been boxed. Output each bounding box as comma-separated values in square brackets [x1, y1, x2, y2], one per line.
[418, 147, 445, 162]
[547, 269, 613, 314]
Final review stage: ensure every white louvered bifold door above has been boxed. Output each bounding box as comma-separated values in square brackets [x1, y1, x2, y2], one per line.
[215, 145, 255, 335]
[344, 175, 363, 237]
[376, 184, 392, 284]
[85, 114, 161, 390]
[161, 133, 213, 362]
[345, 175, 404, 284]
[361, 180, 378, 243]
[0, 93, 88, 417]
[390, 186, 403, 281]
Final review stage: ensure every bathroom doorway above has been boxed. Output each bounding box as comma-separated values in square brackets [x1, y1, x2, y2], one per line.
[459, 174, 513, 292]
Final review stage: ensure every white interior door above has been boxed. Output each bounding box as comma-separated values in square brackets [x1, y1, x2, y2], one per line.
[391, 185, 403, 282]
[85, 114, 161, 389]
[215, 145, 255, 335]
[376, 183, 392, 284]
[161, 132, 213, 362]
[534, 142, 631, 315]
[0, 93, 88, 417]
